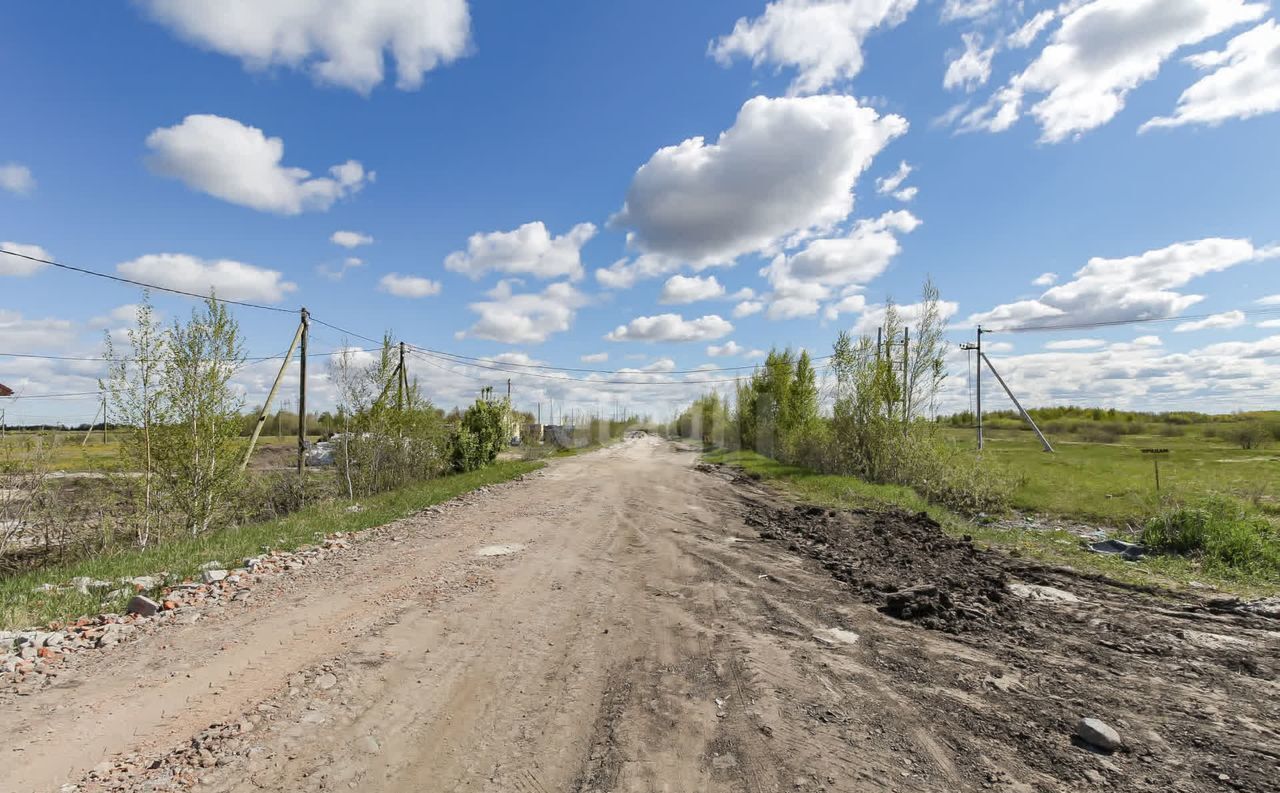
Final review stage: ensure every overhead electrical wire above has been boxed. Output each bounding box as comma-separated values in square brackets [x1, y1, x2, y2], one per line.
[993, 305, 1280, 334]
[0, 247, 296, 313]
[407, 349, 793, 386]
[17, 244, 1275, 392]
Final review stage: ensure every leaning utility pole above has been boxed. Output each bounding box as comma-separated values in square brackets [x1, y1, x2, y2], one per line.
[297, 307, 309, 475]
[980, 351, 1053, 452]
[242, 313, 306, 472]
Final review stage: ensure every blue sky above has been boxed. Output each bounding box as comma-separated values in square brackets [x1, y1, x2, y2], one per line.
[3, 0, 1279, 424]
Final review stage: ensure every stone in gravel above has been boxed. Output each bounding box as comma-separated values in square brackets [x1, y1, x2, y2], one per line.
[42, 633, 65, 647]
[1007, 583, 1080, 603]
[314, 673, 338, 690]
[127, 595, 161, 617]
[1076, 718, 1122, 751]
[199, 561, 224, 571]
[201, 569, 228, 584]
[130, 576, 162, 590]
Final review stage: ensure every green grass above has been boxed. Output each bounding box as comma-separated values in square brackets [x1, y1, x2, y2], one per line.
[0, 432, 324, 472]
[938, 427, 1280, 526]
[0, 460, 542, 630]
[1143, 496, 1280, 576]
[704, 447, 1280, 598]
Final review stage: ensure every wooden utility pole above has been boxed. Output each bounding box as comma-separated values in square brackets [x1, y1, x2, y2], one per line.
[397, 341, 407, 412]
[875, 326, 883, 362]
[297, 307, 309, 475]
[242, 315, 306, 472]
[506, 378, 511, 402]
[102, 394, 107, 444]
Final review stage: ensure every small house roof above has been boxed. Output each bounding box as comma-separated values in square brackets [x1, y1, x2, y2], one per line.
[0, 382, 13, 397]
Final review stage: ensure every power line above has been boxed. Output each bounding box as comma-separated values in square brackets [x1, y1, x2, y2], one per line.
[4, 390, 101, 399]
[408, 343, 813, 375]
[0, 247, 296, 313]
[994, 305, 1280, 333]
[0, 349, 339, 364]
[409, 348, 830, 386]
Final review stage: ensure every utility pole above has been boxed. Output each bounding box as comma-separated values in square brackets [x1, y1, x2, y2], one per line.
[960, 326, 984, 450]
[397, 341, 406, 412]
[980, 351, 1053, 452]
[102, 393, 108, 444]
[81, 398, 102, 447]
[298, 307, 309, 475]
[242, 313, 306, 471]
[506, 378, 511, 403]
[876, 326, 883, 362]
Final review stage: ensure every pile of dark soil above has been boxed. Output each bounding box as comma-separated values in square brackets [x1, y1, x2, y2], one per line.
[746, 503, 1022, 634]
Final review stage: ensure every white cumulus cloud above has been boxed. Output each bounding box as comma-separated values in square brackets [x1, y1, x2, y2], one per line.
[580, 352, 609, 363]
[613, 95, 907, 265]
[331, 230, 373, 248]
[761, 210, 921, 319]
[445, 221, 596, 281]
[1174, 310, 1247, 332]
[117, 253, 297, 303]
[969, 237, 1267, 330]
[1044, 338, 1106, 350]
[660, 274, 726, 305]
[379, 273, 441, 298]
[1143, 20, 1280, 131]
[0, 242, 51, 277]
[146, 114, 373, 214]
[140, 0, 472, 94]
[1032, 271, 1058, 287]
[733, 300, 765, 318]
[460, 281, 588, 345]
[605, 314, 734, 343]
[0, 163, 35, 195]
[710, 0, 918, 95]
[707, 340, 748, 358]
[944, 32, 995, 92]
[959, 0, 1266, 142]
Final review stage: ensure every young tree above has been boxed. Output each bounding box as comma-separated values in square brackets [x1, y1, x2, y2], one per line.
[904, 277, 948, 421]
[102, 293, 169, 548]
[152, 295, 247, 536]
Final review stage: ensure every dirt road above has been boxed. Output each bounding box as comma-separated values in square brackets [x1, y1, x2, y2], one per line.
[3, 437, 1278, 792]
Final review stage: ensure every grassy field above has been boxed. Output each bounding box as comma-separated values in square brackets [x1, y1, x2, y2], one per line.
[0, 460, 542, 630]
[704, 447, 1280, 598]
[938, 425, 1279, 526]
[0, 431, 325, 472]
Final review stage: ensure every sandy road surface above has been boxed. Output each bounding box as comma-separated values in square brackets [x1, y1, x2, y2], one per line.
[3, 436, 1278, 793]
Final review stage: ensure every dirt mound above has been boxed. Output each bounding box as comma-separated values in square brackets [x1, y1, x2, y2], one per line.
[748, 503, 1019, 634]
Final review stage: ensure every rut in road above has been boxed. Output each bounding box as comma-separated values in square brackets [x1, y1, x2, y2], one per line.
[3, 436, 1277, 793]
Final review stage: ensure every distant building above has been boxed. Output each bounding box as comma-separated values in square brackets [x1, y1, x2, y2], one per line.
[0, 382, 13, 397]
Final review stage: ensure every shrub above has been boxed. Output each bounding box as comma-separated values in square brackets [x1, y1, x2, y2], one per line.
[1143, 495, 1280, 575]
[451, 399, 507, 472]
[1079, 424, 1121, 444]
[890, 433, 1018, 514]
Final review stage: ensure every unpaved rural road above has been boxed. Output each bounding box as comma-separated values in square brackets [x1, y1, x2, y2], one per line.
[3, 437, 1278, 792]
